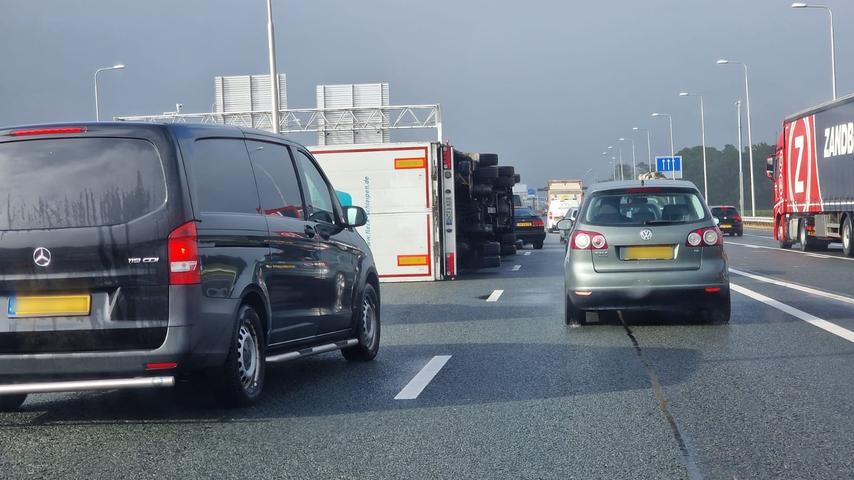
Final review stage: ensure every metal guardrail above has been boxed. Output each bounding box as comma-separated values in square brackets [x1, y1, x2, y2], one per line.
[742, 216, 773, 227]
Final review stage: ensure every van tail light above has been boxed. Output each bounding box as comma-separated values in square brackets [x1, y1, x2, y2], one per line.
[571, 230, 608, 250]
[532, 218, 544, 227]
[168, 221, 200, 285]
[548, 212, 553, 219]
[9, 127, 87, 136]
[686, 227, 722, 247]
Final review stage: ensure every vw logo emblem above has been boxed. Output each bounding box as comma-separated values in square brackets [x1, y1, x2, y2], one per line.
[33, 247, 51, 267]
[639, 229, 653, 241]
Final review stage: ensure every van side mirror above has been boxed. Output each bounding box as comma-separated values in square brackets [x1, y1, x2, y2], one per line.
[765, 156, 775, 179]
[343, 206, 368, 227]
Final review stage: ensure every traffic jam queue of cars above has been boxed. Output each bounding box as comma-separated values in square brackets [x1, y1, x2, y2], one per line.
[0, 123, 725, 410]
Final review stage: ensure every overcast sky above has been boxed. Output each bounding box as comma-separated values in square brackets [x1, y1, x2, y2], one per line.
[2, 0, 852, 187]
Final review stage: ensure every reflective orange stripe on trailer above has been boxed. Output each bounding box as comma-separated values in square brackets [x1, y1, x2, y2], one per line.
[397, 254, 430, 266]
[394, 157, 426, 169]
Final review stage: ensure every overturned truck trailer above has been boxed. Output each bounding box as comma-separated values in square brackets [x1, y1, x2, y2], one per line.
[311, 143, 520, 282]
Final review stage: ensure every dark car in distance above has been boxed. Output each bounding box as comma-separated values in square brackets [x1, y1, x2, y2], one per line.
[514, 207, 546, 249]
[710, 205, 743, 236]
[0, 122, 381, 410]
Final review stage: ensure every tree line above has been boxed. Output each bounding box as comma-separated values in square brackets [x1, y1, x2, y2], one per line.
[606, 143, 775, 213]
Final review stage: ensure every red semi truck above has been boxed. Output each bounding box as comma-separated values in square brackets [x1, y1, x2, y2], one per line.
[769, 94, 854, 256]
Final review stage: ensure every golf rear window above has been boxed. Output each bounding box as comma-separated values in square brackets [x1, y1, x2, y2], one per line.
[712, 207, 737, 216]
[0, 137, 166, 230]
[583, 188, 707, 226]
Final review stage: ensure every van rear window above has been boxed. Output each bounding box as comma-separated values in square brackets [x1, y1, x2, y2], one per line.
[0, 138, 166, 230]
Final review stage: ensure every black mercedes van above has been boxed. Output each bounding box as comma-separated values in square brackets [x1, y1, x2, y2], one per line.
[0, 123, 380, 409]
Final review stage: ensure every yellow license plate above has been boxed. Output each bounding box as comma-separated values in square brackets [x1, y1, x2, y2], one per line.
[517, 222, 532, 227]
[8, 294, 91, 318]
[720, 224, 731, 228]
[622, 245, 675, 261]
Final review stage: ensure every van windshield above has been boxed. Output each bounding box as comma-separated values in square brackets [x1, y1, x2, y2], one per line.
[0, 137, 166, 230]
[583, 188, 707, 226]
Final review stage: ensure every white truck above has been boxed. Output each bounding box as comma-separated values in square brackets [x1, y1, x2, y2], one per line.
[311, 142, 458, 283]
[546, 180, 583, 232]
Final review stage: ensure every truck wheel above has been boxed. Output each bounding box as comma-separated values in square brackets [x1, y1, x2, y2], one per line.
[478, 153, 499, 167]
[493, 177, 515, 188]
[474, 166, 499, 180]
[501, 244, 517, 255]
[500, 233, 516, 244]
[497, 166, 515, 177]
[0, 394, 27, 411]
[843, 216, 854, 257]
[479, 255, 501, 268]
[479, 241, 501, 256]
[472, 184, 492, 196]
[216, 304, 266, 407]
[565, 297, 587, 326]
[798, 221, 812, 252]
[342, 284, 380, 362]
[778, 222, 792, 249]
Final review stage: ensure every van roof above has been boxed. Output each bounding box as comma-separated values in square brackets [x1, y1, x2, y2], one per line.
[0, 121, 302, 146]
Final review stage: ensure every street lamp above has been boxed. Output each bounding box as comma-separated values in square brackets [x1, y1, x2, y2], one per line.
[619, 137, 636, 180]
[94, 64, 125, 121]
[651, 113, 675, 179]
[735, 99, 746, 215]
[680, 92, 708, 200]
[717, 59, 756, 216]
[266, 0, 281, 133]
[633, 127, 653, 172]
[792, 3, 837, 99]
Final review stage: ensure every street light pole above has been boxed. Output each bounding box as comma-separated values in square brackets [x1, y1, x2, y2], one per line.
[633, 127, 653, 172]
[620, 137, 636, 180]
[792, 3, 837, 99]
[680, 92, 708, 200]
[617, 144, 624, 180]
[718, 59, 756, 216]
[266, 0, 281, 134]
[651, 113, 675, 179]
[736, 100, 745, 215]
[94, 64, 125, 121]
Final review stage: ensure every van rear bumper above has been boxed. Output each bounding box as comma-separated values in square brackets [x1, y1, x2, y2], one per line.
[0, 286, 239, 382]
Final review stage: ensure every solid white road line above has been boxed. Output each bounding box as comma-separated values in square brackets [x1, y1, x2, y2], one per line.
[512, 264, 522, 271]
[486, 289, 504, 302]
[729, 268, 854, 306]
[524, 251, 532, 256]
[743, 233, 771, 239]
[728, 241, 854, 261]
[394, 355, 452, 400]
[731, 283, 854, 343]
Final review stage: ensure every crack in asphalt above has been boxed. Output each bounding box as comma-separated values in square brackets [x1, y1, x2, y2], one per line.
[619, 313, 703, 480]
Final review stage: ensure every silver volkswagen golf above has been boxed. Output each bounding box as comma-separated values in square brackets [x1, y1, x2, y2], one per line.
[560, 180, 730, 325]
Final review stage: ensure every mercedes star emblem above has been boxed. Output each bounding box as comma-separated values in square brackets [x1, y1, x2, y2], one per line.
[33, 247, 51, 267]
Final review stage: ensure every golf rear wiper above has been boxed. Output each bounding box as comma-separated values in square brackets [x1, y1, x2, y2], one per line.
[644, 219, 679, 225]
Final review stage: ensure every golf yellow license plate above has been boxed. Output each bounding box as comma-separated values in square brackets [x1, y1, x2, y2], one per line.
[8, 294, 91, 318]
[720, 224, 731, 228]
[516, 222, 532, 227]
[622, 245, 675, 261]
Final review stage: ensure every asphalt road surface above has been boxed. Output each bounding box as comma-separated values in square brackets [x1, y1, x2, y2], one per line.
[1, 229, 852, 479]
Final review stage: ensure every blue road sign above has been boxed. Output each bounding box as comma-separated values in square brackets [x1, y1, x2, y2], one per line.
[655, 156, 683, 179]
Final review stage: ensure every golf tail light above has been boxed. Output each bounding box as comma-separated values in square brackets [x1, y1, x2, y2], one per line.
[9, 127, 87, 136]
[572, 230, 607, 250]
[686, 227, 722, 247]
[168, 221, 200, 285]
[733, 214, 742, 222]
[533, 218, 544, 227]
